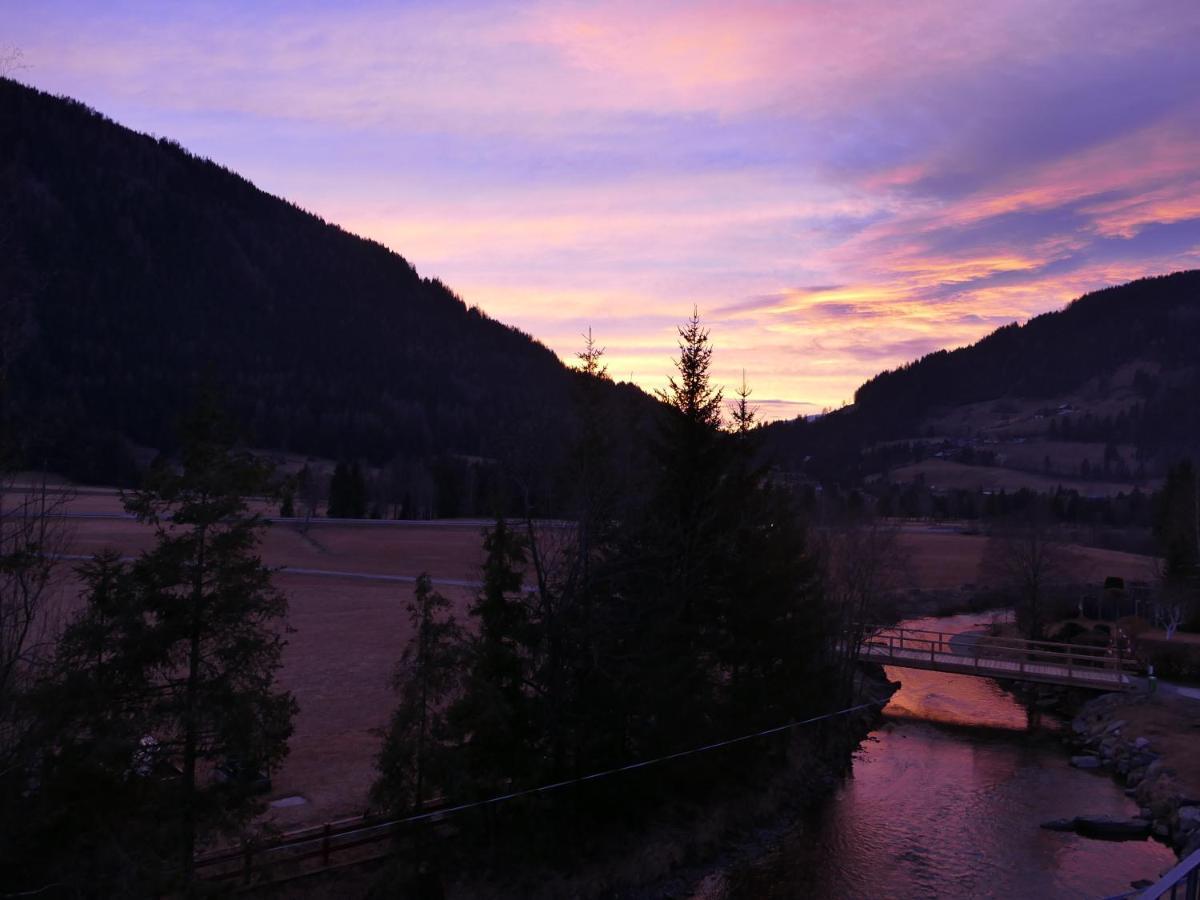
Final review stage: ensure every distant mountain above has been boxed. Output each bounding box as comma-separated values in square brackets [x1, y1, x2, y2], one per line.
[0, 77, 651, 505]
[765, 271, 1200, 484]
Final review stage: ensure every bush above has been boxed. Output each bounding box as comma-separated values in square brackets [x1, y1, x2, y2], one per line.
[1137, 636, 1200, 681]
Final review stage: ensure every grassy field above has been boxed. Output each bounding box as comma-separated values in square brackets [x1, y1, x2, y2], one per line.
[893, 528, 1156, 591]
[887, 458, 1143, 498]
[26, 489, 1161, 830]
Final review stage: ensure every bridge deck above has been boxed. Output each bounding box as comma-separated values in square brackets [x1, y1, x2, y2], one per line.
[857, 626, 1139, 691]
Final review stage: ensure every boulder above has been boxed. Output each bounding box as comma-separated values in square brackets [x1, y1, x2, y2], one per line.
[1149, 796, 1180, 820]
[1104, 719, 1128, 735]
[1040, 818, 1077, 832]
[1074, 816, 1152, 840]
[1183, 831, 1200, 858]
[1133, 736, 1151, 750]
[1127, 768, 1145, 788]
[1179, 807, 1200, 831]
[1071, 755, 1102, 769]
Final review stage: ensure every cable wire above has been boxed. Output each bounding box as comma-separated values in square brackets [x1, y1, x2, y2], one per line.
[390, 698, 888, 827]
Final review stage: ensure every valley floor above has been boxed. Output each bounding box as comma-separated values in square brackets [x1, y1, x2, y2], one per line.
[23, 488, 1165, 835]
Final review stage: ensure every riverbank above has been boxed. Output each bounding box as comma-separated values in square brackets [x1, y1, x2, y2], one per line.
[461, 666, 900, 900]
[702, 610, 1177, 898]
[259, 666, 899, 898]
[1066, 690, 1200, 859]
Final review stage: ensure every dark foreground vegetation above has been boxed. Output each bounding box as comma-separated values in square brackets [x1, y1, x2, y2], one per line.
[368, 318, 867, 895]
[0, 316, 880, 897]
[1, 401, 296, 894]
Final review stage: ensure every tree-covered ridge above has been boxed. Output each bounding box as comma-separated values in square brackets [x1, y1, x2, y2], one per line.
[854, 271, 1200, 421]
[766, 271, 1200, 476]
[0, 76, 650, 492]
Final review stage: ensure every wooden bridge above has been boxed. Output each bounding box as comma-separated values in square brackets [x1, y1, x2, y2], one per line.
[856, 625, 1141, 691]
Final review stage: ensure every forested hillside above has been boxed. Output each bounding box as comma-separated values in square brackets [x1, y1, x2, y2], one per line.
[0, 77, 650, 500]
[766, 271, 1200, 482]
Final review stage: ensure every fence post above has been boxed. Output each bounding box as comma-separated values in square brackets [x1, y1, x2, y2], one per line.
[321, 823, 332, 868]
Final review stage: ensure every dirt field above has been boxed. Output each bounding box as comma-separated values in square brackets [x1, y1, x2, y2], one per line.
[268, 574, 476, 828]
[894, 527, 1157, 591]
[29, 489, 493, 829]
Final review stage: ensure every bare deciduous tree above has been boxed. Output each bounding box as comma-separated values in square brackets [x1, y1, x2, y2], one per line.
[0, 46, 26, 78]
[817, 517, 908, 699]
[0, 476, 71, 776]
[980, 517, 1075, 640]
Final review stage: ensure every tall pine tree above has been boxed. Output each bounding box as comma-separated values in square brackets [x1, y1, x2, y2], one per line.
[124, 398, 297, 883]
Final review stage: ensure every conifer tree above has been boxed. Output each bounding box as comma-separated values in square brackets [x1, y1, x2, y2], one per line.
[15, 553, 164, 893]
[348, 461, 368, 518]
[730, 369, 757, 435]
[124, 398, 296, 883]
[450, 520, 531, 791]
[652, 308, 728, 621]
[374, 574, 464, 814]
[327, 461, 349, 517]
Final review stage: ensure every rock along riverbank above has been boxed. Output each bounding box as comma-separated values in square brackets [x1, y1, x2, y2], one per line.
[1062, 691, 1200, 860]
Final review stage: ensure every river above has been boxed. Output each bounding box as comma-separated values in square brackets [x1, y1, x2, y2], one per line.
[695, 612, 1177, 899]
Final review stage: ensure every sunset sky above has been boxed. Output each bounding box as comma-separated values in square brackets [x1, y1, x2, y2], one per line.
[7, 1, 1200, 419]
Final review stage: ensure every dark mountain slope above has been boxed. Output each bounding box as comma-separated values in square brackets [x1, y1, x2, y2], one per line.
[0, 77, 649, 493]
[765, 271, 1200, 480]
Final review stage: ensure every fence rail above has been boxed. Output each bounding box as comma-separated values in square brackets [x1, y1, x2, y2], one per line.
[193, 803, 448, 888]
[1138, 846, 1200, 899]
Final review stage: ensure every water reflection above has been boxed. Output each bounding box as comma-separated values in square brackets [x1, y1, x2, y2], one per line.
[699, 613, 1176, 900]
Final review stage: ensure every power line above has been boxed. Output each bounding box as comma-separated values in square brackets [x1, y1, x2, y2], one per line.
[389, 699, 888, 827]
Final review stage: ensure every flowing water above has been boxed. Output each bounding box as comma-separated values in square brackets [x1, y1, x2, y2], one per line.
[696, 612, 1177, 899]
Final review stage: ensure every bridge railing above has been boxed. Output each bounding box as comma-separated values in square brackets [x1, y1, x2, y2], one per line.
[1137, 845, 1200, 899]
[856, 625, 1141, 682]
